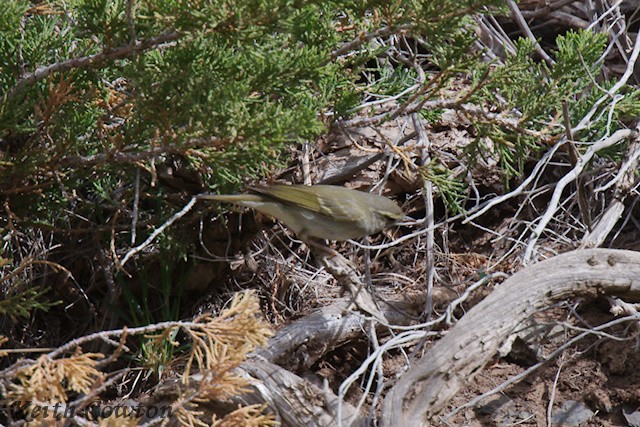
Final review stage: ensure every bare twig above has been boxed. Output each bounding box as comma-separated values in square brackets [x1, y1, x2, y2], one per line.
[562, 100, 592, 230]
[60, 136, 225, 167]
[508, 0, 555, 65]
[118, 196, 198, 269]
[330, 25, 412, 61]
[582, 128, 640, 248]
[412, 113, 435, 320]
[573, 30, 640, 133]
[131, 168, 141, 245]
[6, 32, 180, 99]
[523, 129, 635, 263]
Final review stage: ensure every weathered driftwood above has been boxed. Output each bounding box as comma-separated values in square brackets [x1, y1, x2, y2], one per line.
[257, 297, 422, 368]
[238, 358, 362, 427]
[237, 297, 421, 426]
[381, 248, 640, 426]
[225, 245, 423, 427]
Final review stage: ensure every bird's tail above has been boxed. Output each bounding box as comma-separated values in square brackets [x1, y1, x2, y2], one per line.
[197, 193, 264, 206]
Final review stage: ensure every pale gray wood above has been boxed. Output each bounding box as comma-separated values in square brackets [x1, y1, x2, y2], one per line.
[238, 359, 363, 427]
[257, 298, 422, 367]
[381, 249, 640, 426]
[581, 129, 640, 248]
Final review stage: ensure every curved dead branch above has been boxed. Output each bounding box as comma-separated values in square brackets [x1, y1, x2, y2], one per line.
[381, 248, 640, 426]
[257, 297, 422, 368]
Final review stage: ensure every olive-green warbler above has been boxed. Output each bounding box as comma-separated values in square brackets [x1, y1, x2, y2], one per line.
[198, 184, 405, 241]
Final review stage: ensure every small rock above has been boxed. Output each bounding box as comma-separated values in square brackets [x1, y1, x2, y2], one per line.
[475, 395, 514, 416]
[551, 400, 594, 426]
[622, 404, 640, 427]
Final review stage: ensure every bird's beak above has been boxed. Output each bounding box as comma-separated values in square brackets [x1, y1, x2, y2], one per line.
[394, 215, 415, 226]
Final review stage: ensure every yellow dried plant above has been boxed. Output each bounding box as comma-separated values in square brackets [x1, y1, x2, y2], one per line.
[7, 350, 103, 409]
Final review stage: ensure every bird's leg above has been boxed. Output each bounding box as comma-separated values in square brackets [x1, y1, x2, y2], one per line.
[363, 236, 372, 287]
[304, 238, 340, 257]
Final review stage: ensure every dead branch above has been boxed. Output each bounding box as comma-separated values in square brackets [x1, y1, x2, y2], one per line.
[6, 32, 180, 99]
[581, 127, 640, 248]
[256, 298, 422, 368]
[444, 312, 640, 420]
[118, 196, 199, 269]
[381, 248, 640, 426]
[523, 129, 636, 262]
[237, 358, 361, 427]
[60, 136, 226, 167]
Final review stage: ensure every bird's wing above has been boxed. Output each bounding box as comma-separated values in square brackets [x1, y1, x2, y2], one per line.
[249, 185, 354, 222]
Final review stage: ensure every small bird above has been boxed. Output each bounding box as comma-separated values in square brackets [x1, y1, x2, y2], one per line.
[198, 184, 405, 241]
